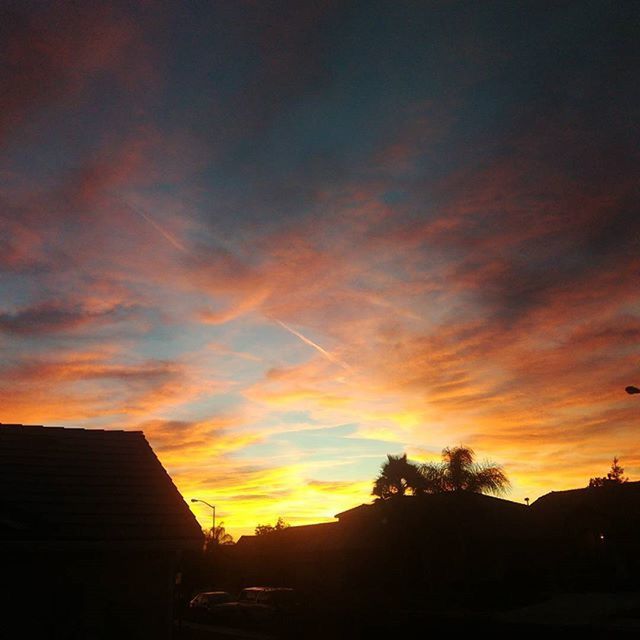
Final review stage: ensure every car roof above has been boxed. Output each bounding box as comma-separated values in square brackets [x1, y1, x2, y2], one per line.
[241, 587, 293, 592]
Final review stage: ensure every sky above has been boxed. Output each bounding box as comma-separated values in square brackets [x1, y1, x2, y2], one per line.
[2, 0, 639, 538]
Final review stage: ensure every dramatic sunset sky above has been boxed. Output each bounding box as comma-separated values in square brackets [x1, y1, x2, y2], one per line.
[2, 1, 639, 536]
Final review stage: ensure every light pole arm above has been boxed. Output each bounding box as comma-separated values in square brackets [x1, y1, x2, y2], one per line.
[191, 498, 216, 533]
[193, 499, 215, 510]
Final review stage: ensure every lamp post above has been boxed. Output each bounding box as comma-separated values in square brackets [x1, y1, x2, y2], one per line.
[191, 498, 215, 534]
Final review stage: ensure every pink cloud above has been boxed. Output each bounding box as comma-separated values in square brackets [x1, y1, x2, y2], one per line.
[1, 2, 158, 145]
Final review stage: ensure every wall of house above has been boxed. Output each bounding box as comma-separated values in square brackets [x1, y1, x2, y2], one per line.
[3, 548, 179, 639]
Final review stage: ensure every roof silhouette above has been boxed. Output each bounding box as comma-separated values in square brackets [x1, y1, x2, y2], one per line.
[336, 491, 527, 519]
[530, 481, 640, 533]
[532, 481, 640, 507]
[237, 521, 345, 552]
[0, 423, 203, 544]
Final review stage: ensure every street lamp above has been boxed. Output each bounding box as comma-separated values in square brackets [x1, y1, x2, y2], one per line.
[191, 498, 215, 533]
[625, 386, 640, 395]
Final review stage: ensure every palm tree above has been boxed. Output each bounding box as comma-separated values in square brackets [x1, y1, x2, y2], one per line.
[372, 453, 425, 499]
[204, 522, 234, 550]
[419, 446, 509, 495]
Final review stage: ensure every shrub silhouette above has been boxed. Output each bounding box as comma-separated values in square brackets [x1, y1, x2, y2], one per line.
[255, 516, 290, 536]
[589, 456, 628, 487]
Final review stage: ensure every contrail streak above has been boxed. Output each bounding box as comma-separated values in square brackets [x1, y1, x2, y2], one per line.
[128, 202, 188, 253]
[124, 202, 348, 372]
[275, 319, 351, 372]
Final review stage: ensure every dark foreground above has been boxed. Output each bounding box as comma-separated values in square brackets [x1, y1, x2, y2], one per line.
[174, 591, 640, 640]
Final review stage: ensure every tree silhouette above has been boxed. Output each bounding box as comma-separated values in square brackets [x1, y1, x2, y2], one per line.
[255, 516, 289, 536]
[589, 457, 628, 487]
[204, 522, 234, 550]
[419, 446, 510, 495]
[372, 453, 426, 499]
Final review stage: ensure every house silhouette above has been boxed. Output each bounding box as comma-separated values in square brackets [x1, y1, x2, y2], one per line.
[232, 492, 537, 611]
[0, 423, 203, 639]
[530, 481, 640, 590]
[229, 485, 640, 612]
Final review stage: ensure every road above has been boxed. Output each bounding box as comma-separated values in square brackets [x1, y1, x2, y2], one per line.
[174, 621, 274, 640]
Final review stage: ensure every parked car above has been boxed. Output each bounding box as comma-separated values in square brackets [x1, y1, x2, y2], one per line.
[238, 587, 299, 624]
[187, 591, 233, 621]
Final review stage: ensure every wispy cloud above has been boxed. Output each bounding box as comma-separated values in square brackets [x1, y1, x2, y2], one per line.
[1, 1, 638, 537]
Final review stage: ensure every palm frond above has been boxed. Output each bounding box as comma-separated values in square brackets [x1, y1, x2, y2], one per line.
[372, 453, 424, 498]
[418, 462, 447, 493]
[467, 463, 510, 495]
